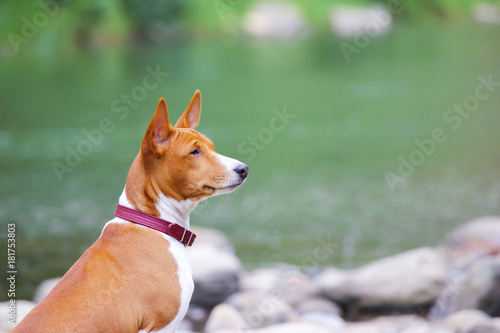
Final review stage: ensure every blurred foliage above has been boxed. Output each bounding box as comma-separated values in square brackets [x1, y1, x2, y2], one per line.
[0, 0, 499, 55]
[0, 0, 129, 54]
[120, 0, 185, 43]
[378, 0, 499, 22]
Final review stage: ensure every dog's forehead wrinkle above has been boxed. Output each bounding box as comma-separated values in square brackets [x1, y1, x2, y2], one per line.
[163, 131, 180, 147]
[202, 142, 214, 153]
[176, 129, 211, 146]
[178, 128, 199, 136]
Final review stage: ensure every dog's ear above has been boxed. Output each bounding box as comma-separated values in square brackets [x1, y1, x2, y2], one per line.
[175, 90, 201, 129]
[142, 98, 172, 156]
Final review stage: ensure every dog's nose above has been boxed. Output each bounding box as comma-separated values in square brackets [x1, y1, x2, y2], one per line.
[234, 164, 249, 180]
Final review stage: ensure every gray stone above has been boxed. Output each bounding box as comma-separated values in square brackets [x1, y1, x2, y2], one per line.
[491, 318, 500, 328]
[429, 256, 500, 319]
[242, 1, 308, 40]
[329, 6, 392, 38]
[183, 306, 208, 332]
[242, 266, 319, 307]
[187, 243, 242, 307]
[464, 323, 500, 333]
[241, 268, 282, 292]
[339, 315, 451, 333]
[337, 324, 382, 333]
[472, 4, 500, 25]
[0, 300, 36, 331]
[190, 226, 233, 252]
[177, 318, 194, 333]
[316, 247, 448, 308]
[294, 297, 342, 316]
[204, 303, 248, 333]
[33, 277, 61, 303]
[442, 216, 500, 256]
[444, 309, 490, 333]
[226, 290, 300, 329]
[253, 322, 335, 333]
[313, 267, 350, 295]
[432, 217, 500, 318]
[479, 268, 500, 317]
[301, 312, 345, 331]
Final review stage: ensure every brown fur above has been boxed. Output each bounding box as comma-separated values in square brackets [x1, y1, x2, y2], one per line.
[127, 94, 232, 216]
[12, 223, 180, 332]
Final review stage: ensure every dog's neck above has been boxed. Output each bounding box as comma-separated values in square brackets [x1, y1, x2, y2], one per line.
[119, 153, 198, 229]
[118, 190, 195, 229]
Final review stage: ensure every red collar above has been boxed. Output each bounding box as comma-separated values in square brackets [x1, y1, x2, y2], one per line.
[115, 205, 196, 246]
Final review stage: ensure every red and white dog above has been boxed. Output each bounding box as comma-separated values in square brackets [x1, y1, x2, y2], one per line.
[13, 91, 248, 332]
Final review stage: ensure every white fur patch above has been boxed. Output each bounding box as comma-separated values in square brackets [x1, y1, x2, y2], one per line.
[137, 235, 193, 333]
[215, 153, 242, 175]
[106, 189, 194, 333]
[212, 153, 246, 196]
[155, 192, 197, 228]
[143, 235, 194, 333]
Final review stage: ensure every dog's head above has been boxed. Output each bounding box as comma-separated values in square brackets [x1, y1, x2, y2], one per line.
[139, 91, 248, 202]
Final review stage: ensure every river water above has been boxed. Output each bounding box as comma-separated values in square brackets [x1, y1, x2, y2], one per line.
[1, 24, 500, 298]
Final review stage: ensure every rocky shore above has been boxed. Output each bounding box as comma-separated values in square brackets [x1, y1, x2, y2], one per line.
[240, 1, 500, 42]
[3, 216, 500, 333]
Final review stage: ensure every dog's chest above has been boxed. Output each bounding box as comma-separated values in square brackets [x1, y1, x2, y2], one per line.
[140, 235, 194, 333]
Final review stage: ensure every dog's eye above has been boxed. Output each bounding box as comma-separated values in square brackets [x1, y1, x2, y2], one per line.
[190, 149, 201, 156]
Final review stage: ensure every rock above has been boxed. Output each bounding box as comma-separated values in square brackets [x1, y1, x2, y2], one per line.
[294, 297, 342, 316]
[444, 309, 490, 333]
[241, 268, 282, 292]
[313, 267, 350, 295]
[329, 6, 392, 38]
[183, 306, 208, 332]
[190, 226, 233, 252]
[177, 317, 194, 333]
[472, 4, 500, 25]
[336, 324, 382, 333]
[429, 256, 500, 319]
[442, 216, 500, 258]
[337, 324, 382, 333]
[226, 290, 300, 329]
[491, 318, 500, 328]
[296, 296, 344, 330]
[0, 300, 36, 331]
[480, 268, 500, 316]
[253, 322, 335, 333]
[33, 277, 61, 303]
[242, 266, 318, 307]
[339, 315, 451, 333]
[432, 216, 500, 318]
[242, 1, 308, 40]
[187, 243, 242, 308]
[301, 312, 345, 331]
[204, 303, 248, 333]
[316, 247, 448, 310]
[464, 323, 500, 333]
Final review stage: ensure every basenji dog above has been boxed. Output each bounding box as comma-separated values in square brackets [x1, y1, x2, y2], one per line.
[13, 91, 248, 333]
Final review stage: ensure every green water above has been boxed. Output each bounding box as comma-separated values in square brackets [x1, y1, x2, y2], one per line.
[2, 24, 500, 299]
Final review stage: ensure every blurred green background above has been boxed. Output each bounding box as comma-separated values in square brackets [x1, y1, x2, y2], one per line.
[1, 0, 500, 299]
